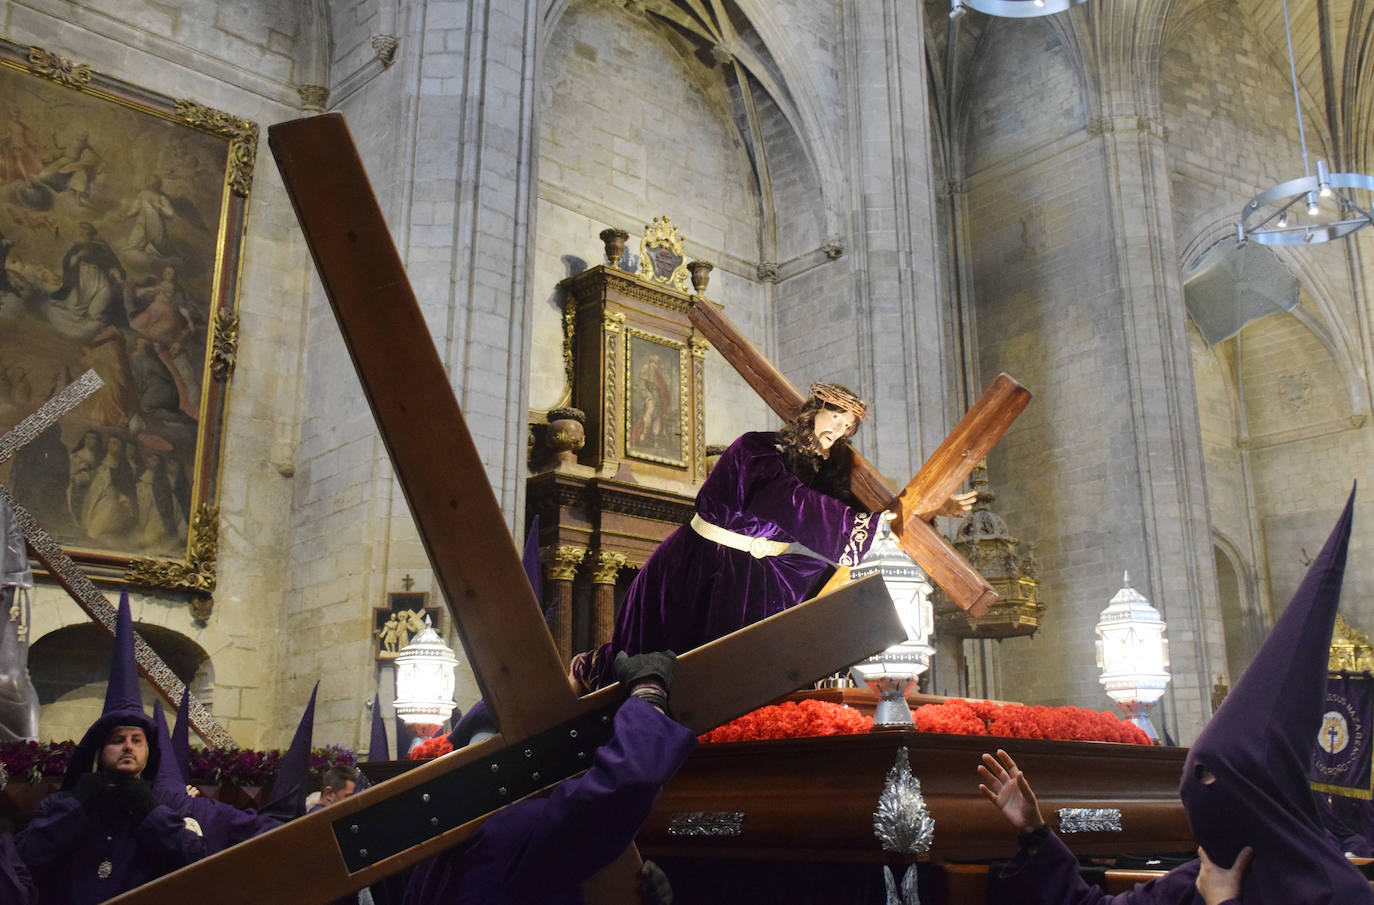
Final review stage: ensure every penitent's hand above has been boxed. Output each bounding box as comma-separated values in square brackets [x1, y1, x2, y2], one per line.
[978, 749, 1046, 834]
[1196, 845, 1253, 905]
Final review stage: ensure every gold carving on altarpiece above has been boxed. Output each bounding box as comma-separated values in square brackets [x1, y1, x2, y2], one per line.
[125, 505, 219, 593]
[591, 551, 628, 585]
[26, 46, 91, 88]
[637, 217, 692, 294]
[548, 545, 587, 582]
[1330, 614, 1374, 672]
[211, 311, 239, 380]
[174, 99, 259, 196]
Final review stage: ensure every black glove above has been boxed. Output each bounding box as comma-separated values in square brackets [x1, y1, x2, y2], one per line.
[70, 771, 114, 808]
[637, 859, 673, 905]
[108, 774, 158, 820]
[614, 650, 676, 714]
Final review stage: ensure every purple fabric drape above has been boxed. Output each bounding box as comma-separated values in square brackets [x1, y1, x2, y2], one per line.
[611, 432, 874, 670]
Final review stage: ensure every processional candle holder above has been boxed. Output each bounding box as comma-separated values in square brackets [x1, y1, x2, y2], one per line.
[848, 516, 935, 728]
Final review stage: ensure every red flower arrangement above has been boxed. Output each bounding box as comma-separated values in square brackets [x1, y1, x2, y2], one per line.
[911, 700, 1152, 745]
[409, 734, 454, 760]
[695, 698, 1153, 746]
[698, 699, 873, 744]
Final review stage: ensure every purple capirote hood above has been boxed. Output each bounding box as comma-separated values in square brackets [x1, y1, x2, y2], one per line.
[1181, 486, 1372, 904]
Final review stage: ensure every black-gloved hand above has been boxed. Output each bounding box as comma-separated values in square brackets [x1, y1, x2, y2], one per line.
[637, 859, 674, 905]
[614, 650, 676, 714]
[108, 774, 158, 820]
[70, 771, 114, 808]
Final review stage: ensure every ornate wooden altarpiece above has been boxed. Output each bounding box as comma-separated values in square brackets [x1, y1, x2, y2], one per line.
[528, 220, 710, 660]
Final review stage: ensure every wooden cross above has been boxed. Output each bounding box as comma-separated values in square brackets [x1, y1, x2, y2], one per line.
[0, 371, 234, 746]
[687, 300, 1030, 616]
[107, 113, 907, 905]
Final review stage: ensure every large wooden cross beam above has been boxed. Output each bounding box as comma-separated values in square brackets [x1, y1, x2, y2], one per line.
[108, 113, 906, 905]
[687, 300, 1030, 617]
[0, 371, 233, 747]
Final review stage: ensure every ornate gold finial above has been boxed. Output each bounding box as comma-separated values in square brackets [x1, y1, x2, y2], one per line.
[26, 46, 92, 88]
[637, 217, 691, 293]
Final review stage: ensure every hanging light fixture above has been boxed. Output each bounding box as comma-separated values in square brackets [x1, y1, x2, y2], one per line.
[848, 516, 936, 727]
[950, 0, 1087, 19]
[1095, 572, 1171, 741]
[392, 615, 459, 739]
[1237, 0, 1374, 245]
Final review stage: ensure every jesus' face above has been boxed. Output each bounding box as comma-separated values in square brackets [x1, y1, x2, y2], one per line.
[812, 408, 857, 453]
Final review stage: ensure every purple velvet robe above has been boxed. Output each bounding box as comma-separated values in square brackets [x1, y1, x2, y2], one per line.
[0, 831, 34, 905]
[998, 830, 1228, 905]
[402, 697, 697, 905]
[161, 791, 281, 853]
[614, 431, 874, 662]
[16, 787, 207, 904]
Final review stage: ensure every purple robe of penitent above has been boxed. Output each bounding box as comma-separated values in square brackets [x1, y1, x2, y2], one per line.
[17, 789, 207, 905]
[997, 828, 1214, 905]
[403, 696, 697, 905]
[612, 431, 874, 665]
[0, 830, 34, 905]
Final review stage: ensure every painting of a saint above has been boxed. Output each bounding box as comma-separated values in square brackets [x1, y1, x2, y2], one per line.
[0, 43, 248, 577]
[625, 332, 685, 466]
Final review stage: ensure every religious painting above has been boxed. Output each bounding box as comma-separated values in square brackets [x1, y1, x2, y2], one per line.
[374, 591, 441, 661]
[0, 38, 255, 591]
[624, 329, 688, 468]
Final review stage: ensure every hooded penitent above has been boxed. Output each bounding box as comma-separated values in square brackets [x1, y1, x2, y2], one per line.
[62, 590, 159, 789]
[1179, 486, 1373, 903]
[151, 700, 281, 852]
[170, 686, 192, 783]
[368, 692, 389, 762]
[259, 682, 317, 822]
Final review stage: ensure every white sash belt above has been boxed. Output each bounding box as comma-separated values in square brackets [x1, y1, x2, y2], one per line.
[690, 514, 792, 559]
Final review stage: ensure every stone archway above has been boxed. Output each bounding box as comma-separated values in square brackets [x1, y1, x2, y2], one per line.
[28, 622, 213, 743]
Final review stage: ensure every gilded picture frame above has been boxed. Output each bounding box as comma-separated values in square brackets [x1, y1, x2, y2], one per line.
[624, 328, 688, 468]
[0, 38, 255, 594]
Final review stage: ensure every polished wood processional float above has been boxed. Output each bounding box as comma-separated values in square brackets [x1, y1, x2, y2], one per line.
[521, 221, 1200, 903]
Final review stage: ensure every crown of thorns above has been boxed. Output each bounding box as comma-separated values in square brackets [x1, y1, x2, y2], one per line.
[808, 383, 867, 421]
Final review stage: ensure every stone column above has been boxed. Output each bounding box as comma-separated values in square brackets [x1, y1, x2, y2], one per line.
[546, 545, 586, 662]
[590, 551, 629, 648]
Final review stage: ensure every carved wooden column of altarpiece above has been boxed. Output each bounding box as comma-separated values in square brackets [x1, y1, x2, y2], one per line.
[530, 220, 708, 660]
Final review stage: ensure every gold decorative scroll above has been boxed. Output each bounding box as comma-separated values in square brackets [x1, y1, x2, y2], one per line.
[175, 99, 260, 196]
[637, 216, 692, 293]
[26, 45, 91, 87]
[125, 505, 219, 593]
